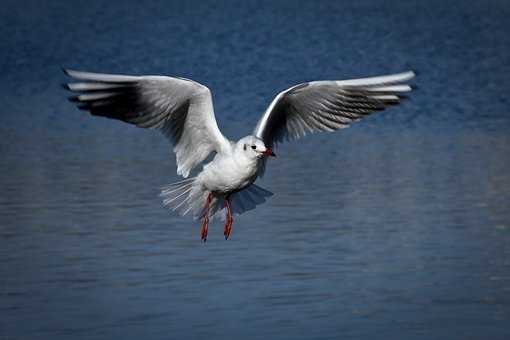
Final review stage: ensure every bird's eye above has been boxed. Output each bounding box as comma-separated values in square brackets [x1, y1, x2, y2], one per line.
[243, 144, 247, 151]
[251, 145, 257, 150]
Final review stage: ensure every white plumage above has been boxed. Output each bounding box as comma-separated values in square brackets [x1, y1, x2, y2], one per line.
[64, 68, 415, 241]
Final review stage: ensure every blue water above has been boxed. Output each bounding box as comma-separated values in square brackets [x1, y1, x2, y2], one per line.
[1, 0, 510, 339]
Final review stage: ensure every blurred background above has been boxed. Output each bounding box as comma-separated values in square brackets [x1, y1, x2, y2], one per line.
[1, 0, 509, 339]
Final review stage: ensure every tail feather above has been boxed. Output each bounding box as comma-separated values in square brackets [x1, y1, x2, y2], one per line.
[229, 184, 274, 216]
[160, 179, 274, 221]
[161, 182, 193, 198]
[160, 177, 195, 188]
[160, 178, 200, 217]
[163, 186, 193, 206]
[160, 177, 219, 221]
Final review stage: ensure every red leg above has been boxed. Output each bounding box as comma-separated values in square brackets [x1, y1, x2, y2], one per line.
[224, 197, 234, 240]
[200, 193, 213, 242]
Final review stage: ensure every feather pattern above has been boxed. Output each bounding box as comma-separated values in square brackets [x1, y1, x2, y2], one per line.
[64, 69, 231, 177]
[253, 71, 415, 148]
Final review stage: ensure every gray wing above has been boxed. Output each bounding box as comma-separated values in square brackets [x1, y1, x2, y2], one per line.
[64, 69, 230, 177]
[253, 71, 416, 148]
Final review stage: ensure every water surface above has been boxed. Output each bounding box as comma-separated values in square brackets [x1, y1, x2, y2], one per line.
[1, 1, 510, 339]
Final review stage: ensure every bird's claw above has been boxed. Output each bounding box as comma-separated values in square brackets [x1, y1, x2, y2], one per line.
[223, 217, 233, 240]
[200, 217, 209, 243]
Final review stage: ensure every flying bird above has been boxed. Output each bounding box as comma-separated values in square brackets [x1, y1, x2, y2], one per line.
[63, 69, 415, 241]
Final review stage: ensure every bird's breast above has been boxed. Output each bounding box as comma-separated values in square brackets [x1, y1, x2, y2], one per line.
[200, 155, 258, 194]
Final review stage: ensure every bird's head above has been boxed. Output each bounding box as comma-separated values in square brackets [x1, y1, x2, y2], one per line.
[237, 135, 276, 159]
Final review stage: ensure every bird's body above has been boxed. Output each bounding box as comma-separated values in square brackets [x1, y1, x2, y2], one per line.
[199, 139, 261, 194]
[63, 68, 415, 241]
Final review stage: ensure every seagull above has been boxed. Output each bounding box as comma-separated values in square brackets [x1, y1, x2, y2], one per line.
[63, 68, 415, 241]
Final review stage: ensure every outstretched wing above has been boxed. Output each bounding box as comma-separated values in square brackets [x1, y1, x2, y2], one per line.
[64, 69, 230, 177]
[253, 71, 415, 148]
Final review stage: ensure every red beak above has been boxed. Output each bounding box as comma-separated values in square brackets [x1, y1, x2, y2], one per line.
[263, 148, 276, 157]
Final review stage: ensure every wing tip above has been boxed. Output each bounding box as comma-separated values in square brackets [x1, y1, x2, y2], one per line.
[397, 70, 416, 82]
[63, 68, 87, 80]
[62, 68, 84, 81]
[62, 67, 73, 77]
[67, 95, 80, 103]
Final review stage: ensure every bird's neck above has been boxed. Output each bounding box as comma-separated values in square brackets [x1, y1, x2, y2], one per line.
[233, 148, 259, 170]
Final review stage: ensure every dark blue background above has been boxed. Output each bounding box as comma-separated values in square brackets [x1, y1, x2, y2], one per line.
[1, 1, 510, 339]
